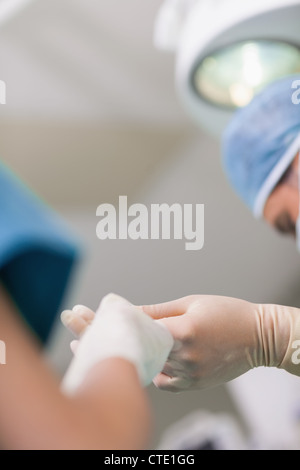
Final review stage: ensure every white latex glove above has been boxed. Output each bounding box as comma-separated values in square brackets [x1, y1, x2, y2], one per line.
[142, 295, 300, 391]
[61, 304, 95, 354]
[61, 293, 174, 394]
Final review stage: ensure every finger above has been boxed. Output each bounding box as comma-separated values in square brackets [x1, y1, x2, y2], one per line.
[61, 310, 89, 338]
[161, 358, 187, 376]
[72, 305, 95, 325]
[142, 297, 192, 320]
[153, 373, 191, 392]
[154, 317, 185, 351]
[160, 363, 183, 378]
[70, 340, 79, 355]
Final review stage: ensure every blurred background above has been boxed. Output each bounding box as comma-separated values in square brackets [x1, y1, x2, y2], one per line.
[1, 0, 300, 449]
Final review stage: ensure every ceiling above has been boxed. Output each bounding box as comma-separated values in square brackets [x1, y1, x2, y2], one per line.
[0, 0, 189, 125]
[0, 119, 194, 207]
[0, 0, 201, 207]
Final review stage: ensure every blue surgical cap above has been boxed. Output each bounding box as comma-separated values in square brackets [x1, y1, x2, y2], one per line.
[0, 162, 80, 343]
[222, 75, 300, 218]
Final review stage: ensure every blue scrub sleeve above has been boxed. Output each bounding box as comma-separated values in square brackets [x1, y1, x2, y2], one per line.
[0, 162, 80, 344]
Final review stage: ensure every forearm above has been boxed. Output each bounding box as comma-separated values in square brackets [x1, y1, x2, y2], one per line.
[256, 303, 300, 375]
[224, 300, 300, 374]
[207, 298, 300, 375]
[0, 287, 151, 449]
[71, 358, 152, 450]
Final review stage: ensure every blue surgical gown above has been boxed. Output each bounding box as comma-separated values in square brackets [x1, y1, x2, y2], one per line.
[0, 162, 80, 344]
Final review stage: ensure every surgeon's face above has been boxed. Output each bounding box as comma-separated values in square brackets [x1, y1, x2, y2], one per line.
[263, 153, 299, 238]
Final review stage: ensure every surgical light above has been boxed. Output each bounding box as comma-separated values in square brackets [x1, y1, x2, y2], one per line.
[193, 40, 300, 109]
[154, 0, 300, 136]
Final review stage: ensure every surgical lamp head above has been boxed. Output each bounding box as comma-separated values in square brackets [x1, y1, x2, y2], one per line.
[154, 0, 300, 137]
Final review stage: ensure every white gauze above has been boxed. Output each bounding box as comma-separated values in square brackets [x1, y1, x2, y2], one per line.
[61, 293, 174, 394]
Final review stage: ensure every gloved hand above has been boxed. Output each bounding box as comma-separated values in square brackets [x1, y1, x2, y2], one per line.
[142, 295, 300, 391]
[61, 304, 95, 354]
[60, 293, 174, 394]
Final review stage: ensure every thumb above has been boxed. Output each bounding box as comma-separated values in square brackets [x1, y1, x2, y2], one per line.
[141, 297, 190, 320]
[154, 317, 182, 352]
